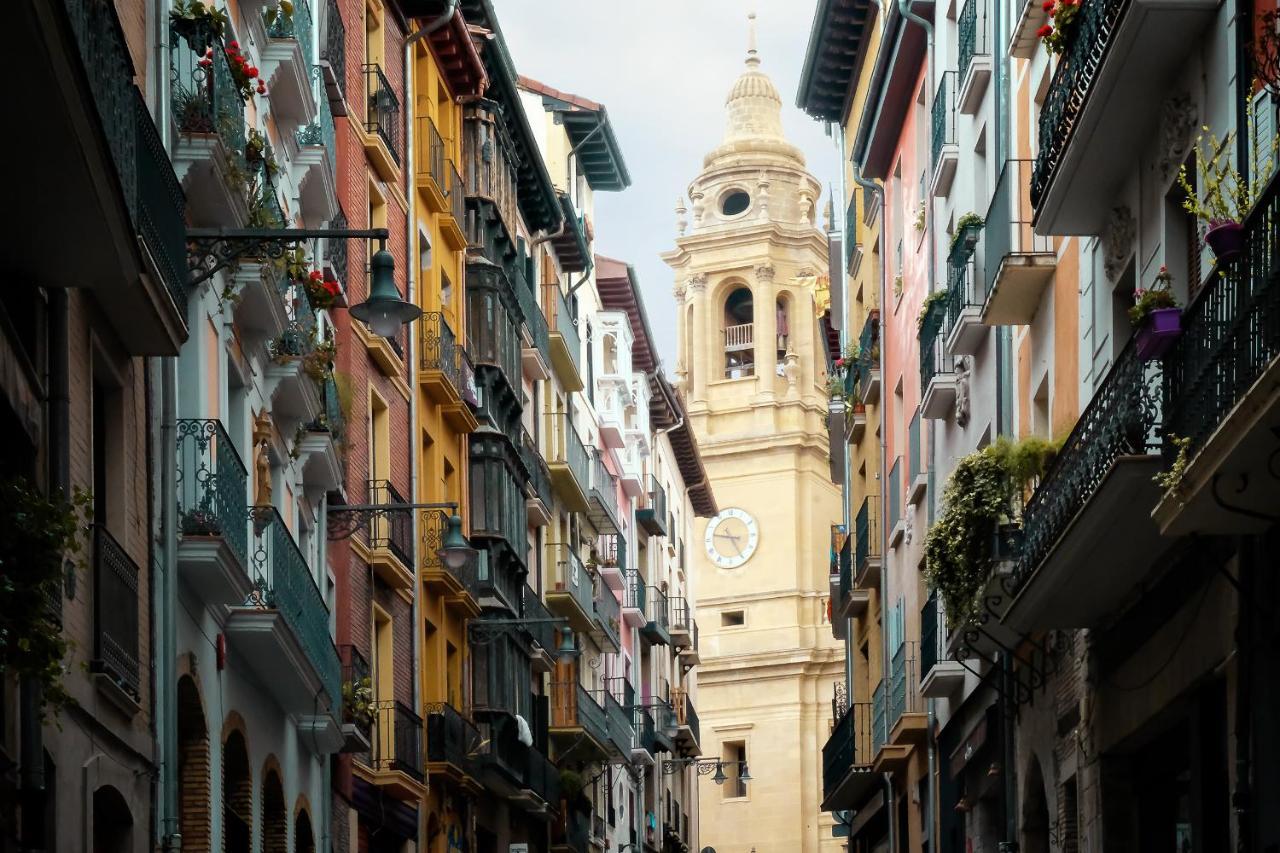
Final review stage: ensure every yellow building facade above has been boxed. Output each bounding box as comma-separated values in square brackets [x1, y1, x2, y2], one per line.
[664, 22, 844, 853]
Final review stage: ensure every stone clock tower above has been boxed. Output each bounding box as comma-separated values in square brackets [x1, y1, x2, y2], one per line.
[662, 15, 843, 853]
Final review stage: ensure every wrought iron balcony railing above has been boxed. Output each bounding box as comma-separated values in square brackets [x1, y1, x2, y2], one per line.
[594, 582, 622, 649]
[546, 413, 591, 494]
[836, 532, 853, 601]
[588, 446, 621, 529]
[248, 506, 341, 708]
[889, 641, 920, 729]
[931, 70, 957, 172]
[920, 593, 940, 683]
[511, 264, 550, 365]
[520, 427, 555, 509]
[419, 311, 462, 392]
[92, 525, 141, 699]
[1011, 335, 1162, 595]
[363, 63, 401, 164]
[595, 532, 626, 572]
[637, 475, 668, 536]
[671, 687, 700, 746]
[339, 644, 371, 736]
[170, 22, 246, 167]
[521, 584, 560, 656]
[944, 243, 982, 341]
[855, 496, 880, 578]
[176, 419, 249, 567]
[544, 282, 584, 374]
[325, 204, 350, 287]
[419, 509, 480, 598]
[370, 699, 424, 781]
[1163, 171, 1280, 467]
[368, 480, 414, 568]
[919, 297, 951, 391]
[623, 569, 646, 612]
[958, 0, 989, 81]
[871, 679, 887, 754]
[1030, 0, 1129, 209]
[855, 310, 880, 399]
[822, 701, 873, 802]
[671, 596, 691, 632]
[419, 115, 448, 200]
[426, 701, 481, 778]
[265, 0, 314, 70]
[604, 689, 634, 755]
[647, 586, 670, 632]
[633, 704, 657, 754]
[550, 543, 595, 617]
[323, 0, 345, 100]
[551, 681, 609, 746]
[983, 159, 1054, 299]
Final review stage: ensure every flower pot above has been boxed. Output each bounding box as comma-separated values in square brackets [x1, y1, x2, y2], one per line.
[1135, 307, 1182, 361]
[1205, 220, 1246, 260]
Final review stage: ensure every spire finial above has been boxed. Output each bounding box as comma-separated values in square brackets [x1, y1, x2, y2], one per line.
[746, 11, 760, 67]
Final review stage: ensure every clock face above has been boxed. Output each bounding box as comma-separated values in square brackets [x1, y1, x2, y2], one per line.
[704, 507, 759, 569]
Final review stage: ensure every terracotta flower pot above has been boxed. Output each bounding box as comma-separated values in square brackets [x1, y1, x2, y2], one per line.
[1135, 307, 1182, 361]
[1205, 220, 1246, 260]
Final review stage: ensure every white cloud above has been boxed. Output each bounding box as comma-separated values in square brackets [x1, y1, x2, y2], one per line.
[494, 0, 834, 368]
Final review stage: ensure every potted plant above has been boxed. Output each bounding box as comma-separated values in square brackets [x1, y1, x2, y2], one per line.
[169, 0, 229, 51]
[950, 212, 985, 254]
[304, 271, 342, 311]
[1128, 266, 1182, 360]
[1178, 104, 1278, 260]
[181, 508, 223, 536]
[341, 675, 375, 731]
[1036, 0, 1081, 55]
[917, 290, 948, 331]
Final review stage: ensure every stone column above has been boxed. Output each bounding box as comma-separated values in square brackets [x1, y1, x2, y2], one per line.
[754, 263, 777, 393]
[688, 273, 708, 400]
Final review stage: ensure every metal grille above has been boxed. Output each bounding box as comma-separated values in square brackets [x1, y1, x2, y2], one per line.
[93, 526, 141, 698]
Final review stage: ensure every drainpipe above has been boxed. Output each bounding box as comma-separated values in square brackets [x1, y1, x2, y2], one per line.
[833, 124, 855, 697]
[405, 19, 422, 721]
[403, 0, 458, 47]
[568, 256, 595, 298]
[158, 354, 181, 851]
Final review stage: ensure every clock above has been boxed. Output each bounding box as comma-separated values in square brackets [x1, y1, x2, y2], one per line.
[704, 507, 759, 569]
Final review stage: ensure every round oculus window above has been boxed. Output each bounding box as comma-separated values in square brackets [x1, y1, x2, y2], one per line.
[720, 190, 751, 216]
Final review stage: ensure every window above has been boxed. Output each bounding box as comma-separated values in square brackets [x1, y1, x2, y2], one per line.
[723, 287, 755, 378]
[721, 610, 745, 628]
[723, 741, 748, 798]
[721, 190, 750, 216]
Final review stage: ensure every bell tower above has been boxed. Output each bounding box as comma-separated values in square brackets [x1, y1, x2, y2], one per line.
[662, 13, 844, 853]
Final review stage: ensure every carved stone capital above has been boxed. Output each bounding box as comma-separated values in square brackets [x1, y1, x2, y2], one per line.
[754, 263, 776, 284]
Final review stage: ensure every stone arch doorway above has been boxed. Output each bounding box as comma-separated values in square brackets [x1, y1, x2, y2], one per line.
[1021, 755, 1051, 853]
[177, 674, 210, 851]
[262, 766, 287, 853]
[92, 785, 133, 853]
[295, 805, 315, 853]
[223, 729, 253, 853]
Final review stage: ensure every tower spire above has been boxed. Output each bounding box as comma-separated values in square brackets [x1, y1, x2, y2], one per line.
[746, 11, 760, 68]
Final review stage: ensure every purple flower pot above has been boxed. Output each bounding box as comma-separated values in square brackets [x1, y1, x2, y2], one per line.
[1205, 221, 1246, 260]
[1135, 307, 1182, 361]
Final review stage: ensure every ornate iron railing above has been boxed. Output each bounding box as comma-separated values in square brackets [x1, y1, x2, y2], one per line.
[92, 525, 141, 699]
[595, 532, 626, 572]
[855, 496, 880, 577]
[932, 70, 957, 171]
[363, 63, 401, 164]
[920, 297, 951, 391]
[170, 21, 246, 164]
[134, 92, 189, 315]
[419, 311, 462, 392]
[419, 508, 479, 596]
[176, 418, 249, 567]
[623, 569, 646, 613]
[425, 701, 481, 777]
[1163, 171, 1280, 464]
[1012, 336, 1162, 593]
[822, 701, 873, 801]
[296, 88, 337, 174]
[594, 582, 622, 649]
[647, 586, 670, 632]
[265, 0, 314, 71]
[1030, 0, 1131, 208]
[945, 239, 982, 340]
[325, 205, 350, 287]
[958, 0, 989, 83]
[371, 700, 424, 780]
[855, 310, 880, 398]
[418, 115, 447, 196]
[366, 480, 413, 567]
[323, 0, 345, 100]
[248, 506, 341, 707]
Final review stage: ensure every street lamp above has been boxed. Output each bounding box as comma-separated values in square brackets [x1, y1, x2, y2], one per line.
[660, 758, 750, 786]
[350, 245, 422, 336]
[437, 513, 477, 571]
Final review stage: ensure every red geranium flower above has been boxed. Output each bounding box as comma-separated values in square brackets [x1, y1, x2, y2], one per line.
[228, 40, 239, 49]
[1042, 0, 1054, 10]
[1036, 23, 1054, 36]
[248, 66, 259, 78]
[323, 281, 341, 297]
[834, 358, 845, 368]
[309, 270, 324, 282]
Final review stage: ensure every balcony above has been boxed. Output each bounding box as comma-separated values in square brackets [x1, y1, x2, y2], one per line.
[419, 510, 481, 615]
[257, 0, 316, 128]
[982, 160, 1056, 325]
[678, 620, 701, 669]
[522, 586, 561, 673]
[670, 596, 693, 647]
[425, 702, 482, 789]
[586, 448, 622, 534]
[887, 459, 903, 548]
[604, 688, 635, 759]
[365, 481, 415, 590]
[545, 414, 591, 511]
[1030, 0, 1216, 233]
[632, 705, 658, 764]
[820, 701, 875, 810]
[338, 646, 372, 753]
[833, 531, 869, 620]
[169, 24, 249, 229]
[550, 680, 611, 761]
[888, 642, 926, 744]
[320, 0, 346, 111]
[594, 532, 626, 591]
[920, 298, 956, 419]
[418, 312, 477, 432]
[592, 581, 622, 653]
[930, 71, 958, 197]
[856, 311, 881, 404]
[294, 96, 339, 236]
[956, 0, 990, 114]
[1002, 337, 1163, 631]
[1157, 172, 1280, 535]
[520, 428, 554, 527]
[544, 283, 585, 391]
[907, 412, 927, 505]
[415, 115, 467, 249]
[510, 262, 551, 382]
[637, 476, 668, 537]
[622, 570, 647, 629]
[723, 322, 755, 379]
[854, 497, 881, 589]
[546, 544, 596, 633]
[175, 419, 251, 605]
[469, 439, 528, 608]
[361, 64, 401, 180]
[671, 688, 702, 755]
[641, 586, 671, 646]
[467, 267, 524, 408]
[90, 526, 141, 712]
[358, 700, 426, 801]
[652, 698, 678, 754]
[226, 507, 341, 748]
[553, 805, 593, 853]
[920, 592, 965, 698]
[461, 103, 521, 255]
[944, 239, 986, 355]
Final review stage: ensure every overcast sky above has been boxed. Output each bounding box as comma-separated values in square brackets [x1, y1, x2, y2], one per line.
[497, 0, 836, 370]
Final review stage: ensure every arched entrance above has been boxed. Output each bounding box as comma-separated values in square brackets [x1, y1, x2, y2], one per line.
[295, 806, 315, 853]
[92, 785, 133, 853]
[1021, 756, 1051, 853]
[223, 729, 252, 853]
[177, 675, 211, 851]
[262, 767, 287, 853]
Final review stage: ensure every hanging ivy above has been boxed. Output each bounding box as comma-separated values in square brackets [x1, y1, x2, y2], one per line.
[923, 437, 1059, 629]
